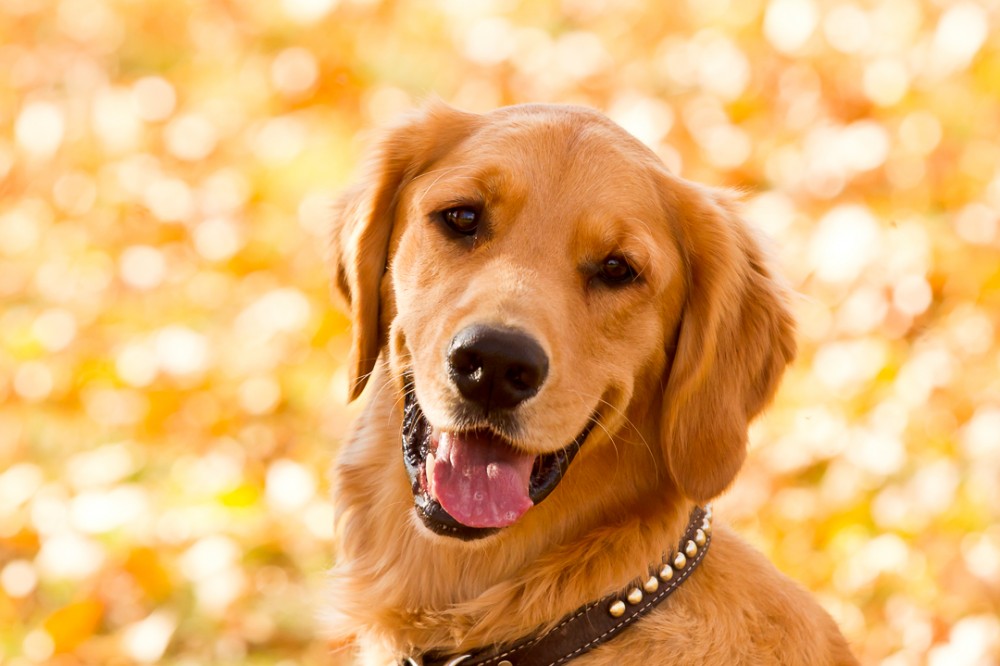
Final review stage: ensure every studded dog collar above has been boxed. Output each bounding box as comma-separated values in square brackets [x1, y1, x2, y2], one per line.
[401, 505, 713, 666]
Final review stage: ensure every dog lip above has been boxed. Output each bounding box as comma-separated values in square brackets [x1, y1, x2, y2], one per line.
[414, 498, 501, 541]
[401, 379, 595, 539]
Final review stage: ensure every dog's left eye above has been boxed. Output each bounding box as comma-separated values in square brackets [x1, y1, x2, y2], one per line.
[598, 255, 639, 284]
[440, 206, 480, 236]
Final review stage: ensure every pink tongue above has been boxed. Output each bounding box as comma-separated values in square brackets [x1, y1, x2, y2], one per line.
[426, 431, 535, 528]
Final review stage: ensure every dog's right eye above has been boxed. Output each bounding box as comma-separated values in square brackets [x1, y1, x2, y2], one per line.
[439, 206, 480, 236]
[598, 255, 639, 285]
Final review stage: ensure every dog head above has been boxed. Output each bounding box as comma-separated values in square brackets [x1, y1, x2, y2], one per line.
[330, 102, 795, 540]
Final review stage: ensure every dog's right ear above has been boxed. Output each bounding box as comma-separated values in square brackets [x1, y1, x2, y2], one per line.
[659, 183, 796, 502]
[329, 101, 478, 401]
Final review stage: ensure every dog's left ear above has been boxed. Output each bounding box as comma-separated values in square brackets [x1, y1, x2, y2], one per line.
[329, 101, 478, 401]
[660, 182, 796, 502]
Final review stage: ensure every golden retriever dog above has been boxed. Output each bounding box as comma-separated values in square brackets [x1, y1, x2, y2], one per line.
[325, 101, 858, 665]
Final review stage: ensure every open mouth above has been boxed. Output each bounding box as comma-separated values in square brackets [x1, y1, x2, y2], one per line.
[401, 385, 596, 541]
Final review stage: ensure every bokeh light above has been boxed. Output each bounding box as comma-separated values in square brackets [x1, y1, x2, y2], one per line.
[1, 1, 999, 664]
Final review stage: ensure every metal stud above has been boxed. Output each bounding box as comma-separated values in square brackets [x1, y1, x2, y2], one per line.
[626, 587, 643, 605]
[659, 564, 674, 581]
[498, 661, 513, 666]
[643, 576, 659, 593]
[702, 518, 712, 534]
[694, 528, 707, 546]
[704, 504, 713, 521]
[609, 600, 626, 617]
[685, 540, 698, 558]
[443, 657, 472, 666]
[673, 551, 687, 569]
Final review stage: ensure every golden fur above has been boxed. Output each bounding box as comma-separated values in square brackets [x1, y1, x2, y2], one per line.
[325, 102, 858, 665]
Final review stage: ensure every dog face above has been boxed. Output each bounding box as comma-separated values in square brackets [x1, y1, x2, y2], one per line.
[330, 103, 795, 541]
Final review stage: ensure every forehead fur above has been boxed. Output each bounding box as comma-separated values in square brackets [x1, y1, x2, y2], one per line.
[404, 104, 676, 286]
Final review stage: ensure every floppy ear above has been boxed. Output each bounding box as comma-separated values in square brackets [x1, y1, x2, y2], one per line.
[660, 184, 796, 502]
[329, 102, 478, 401]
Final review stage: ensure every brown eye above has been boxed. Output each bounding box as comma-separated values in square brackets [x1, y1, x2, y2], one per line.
[599, 255, 638, 284]
[440, 206, 480, 236]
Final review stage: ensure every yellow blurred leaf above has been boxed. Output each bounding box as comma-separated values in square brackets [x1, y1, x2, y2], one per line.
[219, 482, 260, 508]
[0, 527, 40, 554]
[43, 600, 103, 653]
[124, 547, 173, 602]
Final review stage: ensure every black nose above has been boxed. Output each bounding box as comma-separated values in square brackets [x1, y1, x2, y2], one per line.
[447, 325, 549, 412]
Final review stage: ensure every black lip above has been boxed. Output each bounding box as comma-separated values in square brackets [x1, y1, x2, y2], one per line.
[401, 383, 595, 541]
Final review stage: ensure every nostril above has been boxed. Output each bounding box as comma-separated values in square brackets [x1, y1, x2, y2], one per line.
[450, 348, 483, 378]
[506, 364, 539, 392]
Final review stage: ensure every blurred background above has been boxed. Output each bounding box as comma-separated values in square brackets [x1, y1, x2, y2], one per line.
[1, 0, 998, 664]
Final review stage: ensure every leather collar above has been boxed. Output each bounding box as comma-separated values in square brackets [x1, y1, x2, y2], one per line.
[401, 505, 713, 666]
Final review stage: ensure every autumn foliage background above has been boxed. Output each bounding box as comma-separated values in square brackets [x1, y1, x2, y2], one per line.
[1, 0, 999, 664]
